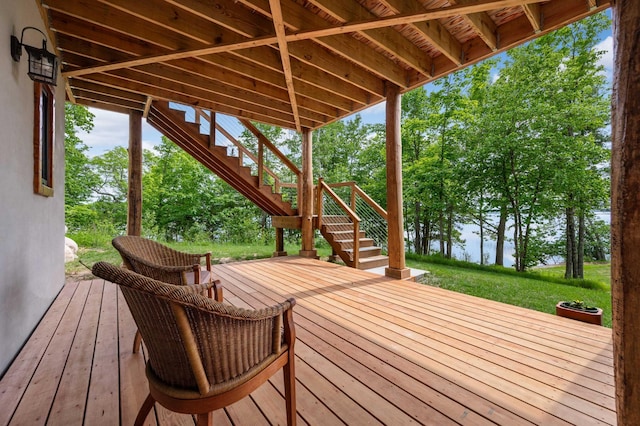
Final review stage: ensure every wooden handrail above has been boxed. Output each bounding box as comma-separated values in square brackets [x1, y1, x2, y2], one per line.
[317, 178, 361, 267]
[239, 118, 302, 176]
[327, 181, 387, 220]
[239, 117, 302, 206]
[194, 109, 300, 204]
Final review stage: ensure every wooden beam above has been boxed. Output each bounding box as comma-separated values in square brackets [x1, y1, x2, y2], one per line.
[127, 110, 143, 236]
[299, 129, 317, 258]
[522, 3, 543, 33]
[384, 83, 409, 279]
[269, 0, 302, 132]
[611, 1, 640, 424]
[142, 97, 153, 119]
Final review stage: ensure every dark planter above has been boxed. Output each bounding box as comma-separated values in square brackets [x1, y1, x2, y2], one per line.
[556, 302, 603, 326]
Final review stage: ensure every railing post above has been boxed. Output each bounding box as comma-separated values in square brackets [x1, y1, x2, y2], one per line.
[299, 128, 317, 258]
[209, 111, 216, 149]
[353, 220, 360, 268]
[350, 182, 357, 211]
[317, 178, 324, 230]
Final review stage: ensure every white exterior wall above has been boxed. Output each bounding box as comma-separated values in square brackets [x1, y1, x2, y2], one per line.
[0, 1, 66, 375]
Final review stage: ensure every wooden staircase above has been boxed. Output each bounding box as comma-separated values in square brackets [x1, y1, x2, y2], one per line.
[320, 215, 389, 270]
[147, 102, 388, 271]
[147, 101, 296, 217]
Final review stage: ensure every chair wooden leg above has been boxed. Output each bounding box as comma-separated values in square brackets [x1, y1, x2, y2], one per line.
[132, 330, 142, 354]
[283, 356, 297, 426]
[134, 393, 156, 426]
[196, 412, 212, 426]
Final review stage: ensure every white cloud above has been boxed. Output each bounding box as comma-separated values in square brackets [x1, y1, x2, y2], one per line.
[77, 108, 162, 157]
[595, 35, 613, 80]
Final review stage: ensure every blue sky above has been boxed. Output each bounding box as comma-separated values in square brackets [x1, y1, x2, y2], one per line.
[78, 21, 614, 157]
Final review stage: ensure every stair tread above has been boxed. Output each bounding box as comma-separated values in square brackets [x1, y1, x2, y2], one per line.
[359, 255, 389, 261]
[344, 246, 382, 254]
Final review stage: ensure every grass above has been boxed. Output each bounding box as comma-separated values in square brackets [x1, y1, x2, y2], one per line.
[66, 238, 332, 276]
[66, 235, 612, 327]
[406, 255, 612, 328]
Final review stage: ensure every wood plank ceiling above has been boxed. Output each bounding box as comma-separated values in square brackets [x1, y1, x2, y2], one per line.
[40, 0, 610, 132]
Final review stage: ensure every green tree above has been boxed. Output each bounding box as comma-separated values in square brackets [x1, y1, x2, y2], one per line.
[90, 146, 130, 232]
[64, 103, 98, 206]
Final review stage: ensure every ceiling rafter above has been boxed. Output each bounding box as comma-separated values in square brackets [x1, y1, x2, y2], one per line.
[306, 0, 432, 77]
[450, 0, 498, 51]
[41, 0, 610, 130]
[51, 10, 352, 117]
[522, 3, 543, 33]
[269, 0, 302, 132]
[377, 0, 464, 66]
[59, 0, 544, 80]
[55, 27, 328, 121]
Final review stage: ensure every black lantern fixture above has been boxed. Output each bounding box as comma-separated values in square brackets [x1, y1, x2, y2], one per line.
[11, 26, 59, 86]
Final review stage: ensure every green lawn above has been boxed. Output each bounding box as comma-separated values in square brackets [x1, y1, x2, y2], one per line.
[407, 258, 612, 328]
[66, 238, 332, 275]
[533, 263, 611, 286]
[67, 236, 612, 328]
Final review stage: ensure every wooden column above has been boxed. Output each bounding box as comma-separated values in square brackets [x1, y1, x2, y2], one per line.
[273, 227, 287, 257]
[385, 83, 410, 279]
[127, 110, 143, 236]
[611, 1, 640, 424]
[299, 128, 317, 258]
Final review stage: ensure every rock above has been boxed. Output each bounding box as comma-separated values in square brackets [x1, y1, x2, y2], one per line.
[65, 236, 78, 262]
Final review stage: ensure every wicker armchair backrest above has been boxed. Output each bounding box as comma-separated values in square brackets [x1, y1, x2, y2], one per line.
[92, 261, 294, 396]
[112, 236, 203, 285]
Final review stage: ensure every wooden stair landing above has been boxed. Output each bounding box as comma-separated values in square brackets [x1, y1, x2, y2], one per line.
[0, 257, 615, 425]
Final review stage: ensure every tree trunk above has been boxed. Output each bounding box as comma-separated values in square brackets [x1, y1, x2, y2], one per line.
[565, 207, 575, 279]
[495, 204, 506, 266]
[446, 207, 453, 258]
[577, 211, 585, 279]
[422, 215, 431, 255]
[438, 211, 445, 255]
[414, 202, 422, 254]
[479, 195, 485, 265]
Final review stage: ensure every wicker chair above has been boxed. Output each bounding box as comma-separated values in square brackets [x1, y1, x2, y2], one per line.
[112, 235, 223, 352]
[92, 261, 297, 426]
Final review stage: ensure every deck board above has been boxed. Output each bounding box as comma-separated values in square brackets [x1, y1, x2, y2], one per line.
[0, 256, 615, 425]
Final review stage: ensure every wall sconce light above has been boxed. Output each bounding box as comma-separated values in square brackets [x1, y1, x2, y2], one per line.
[11, 26, 58, 86]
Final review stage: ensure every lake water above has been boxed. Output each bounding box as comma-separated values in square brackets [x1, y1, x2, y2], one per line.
[421, 211, 610, 267]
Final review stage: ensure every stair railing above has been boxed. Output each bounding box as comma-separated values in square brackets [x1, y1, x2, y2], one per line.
[317, 178, 361, 267]
[193, 108, 302, 209]
[326, 181, 388, 251]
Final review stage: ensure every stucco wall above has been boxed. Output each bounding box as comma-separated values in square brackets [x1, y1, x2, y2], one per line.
[0, 1, 66, 376]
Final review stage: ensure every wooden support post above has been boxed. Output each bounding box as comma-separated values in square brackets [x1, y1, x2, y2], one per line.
[384, 83, 410, 279]
[127, 110, 143, 236]
[299, 128, 317, 258]
[273, 227, 287, 257]
[611, 1, 640, 424]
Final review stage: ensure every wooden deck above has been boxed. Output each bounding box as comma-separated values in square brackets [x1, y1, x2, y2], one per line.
[0, 257, 615, 425]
